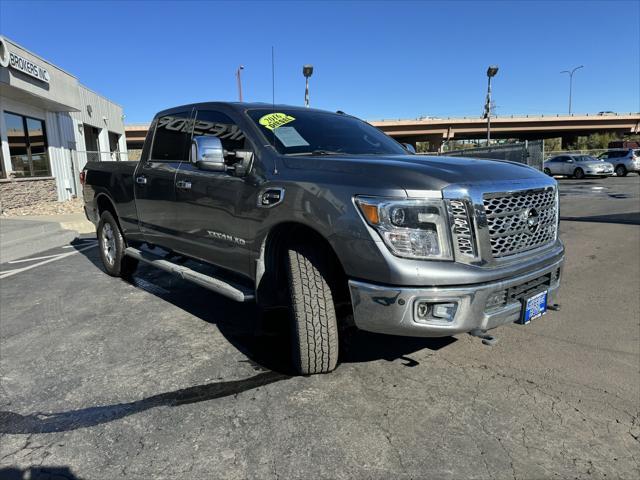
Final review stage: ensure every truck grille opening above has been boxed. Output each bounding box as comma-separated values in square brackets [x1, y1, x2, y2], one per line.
[485, 268, 560, 312]
[483, 187, 557, 258]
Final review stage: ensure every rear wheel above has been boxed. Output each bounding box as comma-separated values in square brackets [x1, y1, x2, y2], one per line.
[615, 165, 627, 177]
[543, 168, 552, 176]
[573, 168, 585, 179]
[286, 243, 339, 375]
[97, 211, 138, 278]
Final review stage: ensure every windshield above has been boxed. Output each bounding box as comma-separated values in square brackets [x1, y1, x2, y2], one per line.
[577, 155, 598, 162]
[246, 109, 407, 156]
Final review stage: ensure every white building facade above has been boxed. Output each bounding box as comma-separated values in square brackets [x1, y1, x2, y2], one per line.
[0, 35, 127, 209]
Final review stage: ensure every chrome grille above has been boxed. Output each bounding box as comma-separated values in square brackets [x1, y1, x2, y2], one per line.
[483, 187, 557, 258]
[448, 200, 476, 258]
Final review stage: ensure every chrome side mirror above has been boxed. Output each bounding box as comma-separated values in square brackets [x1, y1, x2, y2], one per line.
[403, 143, 416, 154]
[191, 136, 225, 171]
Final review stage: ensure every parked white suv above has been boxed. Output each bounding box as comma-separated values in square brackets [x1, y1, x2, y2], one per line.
[598, 149, 640, 177]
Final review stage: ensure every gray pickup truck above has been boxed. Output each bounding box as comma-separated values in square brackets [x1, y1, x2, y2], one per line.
[83, 102, 564, 375]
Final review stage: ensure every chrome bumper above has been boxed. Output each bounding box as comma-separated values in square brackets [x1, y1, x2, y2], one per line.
[348, 256, 564, 337]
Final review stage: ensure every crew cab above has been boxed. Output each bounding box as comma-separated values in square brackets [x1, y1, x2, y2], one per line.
[83, 102, 564, 375]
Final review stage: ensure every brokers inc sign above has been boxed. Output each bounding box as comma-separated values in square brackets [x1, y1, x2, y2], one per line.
[0, 37, 50, 84]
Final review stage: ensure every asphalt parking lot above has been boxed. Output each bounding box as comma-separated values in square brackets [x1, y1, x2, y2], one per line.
[1, 175, 639, 480]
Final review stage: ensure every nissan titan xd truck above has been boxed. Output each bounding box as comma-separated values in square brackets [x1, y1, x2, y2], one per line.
[83, 102, 564, 375]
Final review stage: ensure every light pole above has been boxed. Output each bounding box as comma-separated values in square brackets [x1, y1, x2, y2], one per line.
[560, 65, 583, 115]
[484, 65, 499, 143]
[236, 65, 244, 102]
[303, 64, 313, 107]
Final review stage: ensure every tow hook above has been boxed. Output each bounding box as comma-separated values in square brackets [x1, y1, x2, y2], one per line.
[469, 329, 498, 346]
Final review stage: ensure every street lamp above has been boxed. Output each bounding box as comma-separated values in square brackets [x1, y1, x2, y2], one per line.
[484, 65, 499, 143]
[236, 65, 244, 102]
[560, 65, 583, 115]
[303, 64, 314, 107]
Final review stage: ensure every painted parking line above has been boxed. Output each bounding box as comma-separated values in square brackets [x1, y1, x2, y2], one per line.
[0, 242, 97, 280]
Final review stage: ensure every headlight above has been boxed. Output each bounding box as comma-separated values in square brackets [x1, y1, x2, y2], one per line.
[355, 196, 453, 260]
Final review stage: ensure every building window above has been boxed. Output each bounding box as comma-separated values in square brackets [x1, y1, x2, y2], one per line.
[108, 131, 121, 160]
[83, 124, 101, 163]
[4, 112, 51, 177]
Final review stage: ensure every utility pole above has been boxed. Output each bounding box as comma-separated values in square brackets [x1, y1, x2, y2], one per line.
[303, 64, 313, 107]
[484, 65, 499, 143]
[560, 65, 583, 115]
[236, 65, 244, 102]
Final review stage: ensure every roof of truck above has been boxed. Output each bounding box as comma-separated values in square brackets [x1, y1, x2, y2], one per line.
[155, 102, 335, 117]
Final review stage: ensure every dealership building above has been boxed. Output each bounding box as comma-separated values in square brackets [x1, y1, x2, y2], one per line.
[0, 35, 127, 210]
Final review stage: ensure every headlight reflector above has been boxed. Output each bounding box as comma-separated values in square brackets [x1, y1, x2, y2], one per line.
[355, 197, 453, 260]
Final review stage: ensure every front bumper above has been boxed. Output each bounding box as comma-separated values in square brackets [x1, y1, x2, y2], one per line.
[348, 256, 563, 337]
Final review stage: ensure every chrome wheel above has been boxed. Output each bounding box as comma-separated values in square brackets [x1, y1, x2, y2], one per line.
[101, 223, 116, 265]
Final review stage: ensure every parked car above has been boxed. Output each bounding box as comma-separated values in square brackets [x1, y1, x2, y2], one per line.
[544, 154, 613, 178]
[597, 149, 640, 177]
[82, 102, 564, 375]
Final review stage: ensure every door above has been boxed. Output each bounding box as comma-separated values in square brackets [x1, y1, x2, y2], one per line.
[134, 110, 194, 251]
[173, 108, 257, 277]
[547, 157, 563, 175]
[562, 156, 576, 175]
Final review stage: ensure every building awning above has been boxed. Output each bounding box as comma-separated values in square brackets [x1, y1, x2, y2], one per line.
[0, 83, 80, 113]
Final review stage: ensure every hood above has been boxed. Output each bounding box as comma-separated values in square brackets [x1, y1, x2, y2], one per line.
[283, 154, 548, 192]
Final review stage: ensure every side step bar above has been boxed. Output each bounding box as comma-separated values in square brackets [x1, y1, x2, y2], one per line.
[124, 247, 254, 302]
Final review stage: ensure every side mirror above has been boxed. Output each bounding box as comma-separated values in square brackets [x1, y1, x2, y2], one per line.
[403, 143, 417, 154]
[191, 136, 225, 171]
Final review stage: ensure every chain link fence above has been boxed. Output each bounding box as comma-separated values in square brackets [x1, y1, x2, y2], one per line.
[430, 140, 545, 170]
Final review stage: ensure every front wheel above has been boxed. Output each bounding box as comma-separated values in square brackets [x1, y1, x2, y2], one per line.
[97, 211, 138, 278]
[573, 168, 585, 179]
[286, 244, 339, 375]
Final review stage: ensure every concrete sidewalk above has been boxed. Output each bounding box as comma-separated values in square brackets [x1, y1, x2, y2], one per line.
[0, 213, 95, 263]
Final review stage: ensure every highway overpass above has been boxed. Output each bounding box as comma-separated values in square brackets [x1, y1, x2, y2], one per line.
[125, 112, 640, 152]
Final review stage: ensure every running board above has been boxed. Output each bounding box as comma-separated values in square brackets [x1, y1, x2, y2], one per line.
[124, 247, 254, 302]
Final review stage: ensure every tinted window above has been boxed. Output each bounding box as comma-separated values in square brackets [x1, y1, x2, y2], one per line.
[3, 112, 51, 177]
[150, 111, 193, 161]
[247, 109, 407, 156]
[608, 151, 625, 158]
[193, 110, 248, 151]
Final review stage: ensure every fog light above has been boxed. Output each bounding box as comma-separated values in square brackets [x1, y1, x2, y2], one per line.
[414, 301, 457, 323]
[432, 303, 457, 321]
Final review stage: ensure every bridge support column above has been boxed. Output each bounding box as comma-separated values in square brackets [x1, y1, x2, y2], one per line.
[561, 135, 578, 149]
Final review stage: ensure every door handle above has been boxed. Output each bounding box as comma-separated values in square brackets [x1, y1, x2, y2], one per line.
[135, 176, 147, 185]
[176, 180, 192, 190]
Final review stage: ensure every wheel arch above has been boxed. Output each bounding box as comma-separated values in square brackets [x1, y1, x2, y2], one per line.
[256, 221, 349, 308]
[95, 193, 122, 229]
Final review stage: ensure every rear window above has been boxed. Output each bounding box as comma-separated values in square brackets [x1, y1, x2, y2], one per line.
[150, 111, 193, 161]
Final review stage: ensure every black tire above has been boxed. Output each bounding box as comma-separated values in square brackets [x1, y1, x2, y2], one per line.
[573, 168, 585, 179]
[97, 211, 138, 278]
[615, 165, 627, 177]
[543, 168, 552, 176]
[286, 244, 339, 375]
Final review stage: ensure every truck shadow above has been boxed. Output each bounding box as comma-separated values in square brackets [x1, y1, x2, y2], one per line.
[74, 240, 455, 374]
[0, 466, 83, 480]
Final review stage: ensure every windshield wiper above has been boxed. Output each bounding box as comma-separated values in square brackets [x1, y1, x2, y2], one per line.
[289, 150, 344, 156]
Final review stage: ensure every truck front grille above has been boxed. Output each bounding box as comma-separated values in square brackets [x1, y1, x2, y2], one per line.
[483, 187, 557, 258]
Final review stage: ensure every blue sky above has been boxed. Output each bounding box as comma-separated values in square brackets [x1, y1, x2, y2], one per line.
[1, 0, 638, 123]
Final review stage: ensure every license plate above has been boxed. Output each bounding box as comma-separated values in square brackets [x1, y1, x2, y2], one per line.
[519, 290, 548, 324]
